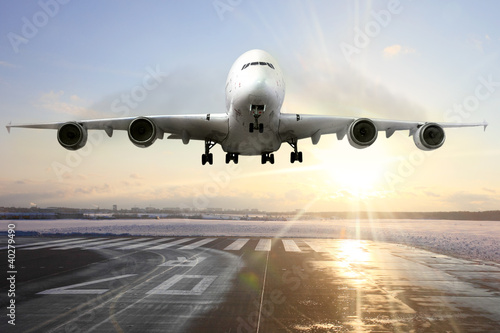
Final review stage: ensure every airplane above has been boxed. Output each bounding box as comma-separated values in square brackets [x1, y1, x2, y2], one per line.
[6, 49, 488, 165]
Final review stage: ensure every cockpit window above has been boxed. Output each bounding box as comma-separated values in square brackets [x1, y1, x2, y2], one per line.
[241, 62, 275, 71]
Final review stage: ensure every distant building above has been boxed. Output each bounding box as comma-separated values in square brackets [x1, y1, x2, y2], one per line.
[113, 205, 117, 211]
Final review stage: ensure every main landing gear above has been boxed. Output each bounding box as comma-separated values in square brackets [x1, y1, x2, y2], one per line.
[288, 139, 303, 163]
[201, 140, 215, 165]
[261, 153, 275, 164]
[225, 153, 239, 164]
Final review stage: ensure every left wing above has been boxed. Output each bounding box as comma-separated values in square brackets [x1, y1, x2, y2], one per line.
[279, 113, 488, 150]
[6, 114, 228, 149]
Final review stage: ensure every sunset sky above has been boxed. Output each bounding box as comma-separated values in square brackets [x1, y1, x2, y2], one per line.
[1, 1, 499, 212]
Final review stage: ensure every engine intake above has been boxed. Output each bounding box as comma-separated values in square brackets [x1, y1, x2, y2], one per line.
[128, 117, 157, 148]
[413, 123, 445, 151]
[57, 122, 87, 150]
[347, 118, 378, 149]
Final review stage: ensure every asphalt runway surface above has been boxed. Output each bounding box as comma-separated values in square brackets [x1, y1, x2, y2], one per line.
[1, 236, 500, 332]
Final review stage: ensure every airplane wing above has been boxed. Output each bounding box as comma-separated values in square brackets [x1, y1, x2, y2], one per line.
[279, 113, 488, 149]
[6, 114, 229, 147]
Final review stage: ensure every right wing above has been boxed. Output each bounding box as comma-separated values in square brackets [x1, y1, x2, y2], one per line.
[279, 113, 488, 149]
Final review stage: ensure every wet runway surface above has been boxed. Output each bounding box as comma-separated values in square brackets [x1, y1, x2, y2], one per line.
[1, 236, 500, 332]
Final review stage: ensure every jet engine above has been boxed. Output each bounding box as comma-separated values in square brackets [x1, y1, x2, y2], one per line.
[413, 123, 445, 151]
[57, 122, 87, 150]
[347, 118, 378, 149]
[128, 117, 157, 148]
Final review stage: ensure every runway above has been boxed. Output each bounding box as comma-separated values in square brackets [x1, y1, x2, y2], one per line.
[1, 236, 500, 332]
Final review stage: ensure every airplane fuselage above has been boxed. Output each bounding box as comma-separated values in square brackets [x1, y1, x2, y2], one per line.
[222, 50, 286, 155]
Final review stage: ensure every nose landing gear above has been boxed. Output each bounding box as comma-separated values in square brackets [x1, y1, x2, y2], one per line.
[249, 105, 265, 133]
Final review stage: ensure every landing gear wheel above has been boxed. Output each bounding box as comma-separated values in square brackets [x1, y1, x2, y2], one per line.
[249, 123, 254, 133]
[259, 123, 264, 133]
[261, 153, 275, 164]
[288, 139, 303, 163]
[226, 153, 239, 164]
[202, 140, 216, 165]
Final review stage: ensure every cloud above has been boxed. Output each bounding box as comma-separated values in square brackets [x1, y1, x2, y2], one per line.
[383, 44, 416, 58]
[424, 191, 441, 198]
[37, 90, 102, 118]
[0, 60, 17, 68]
[483, 188, 496, 194]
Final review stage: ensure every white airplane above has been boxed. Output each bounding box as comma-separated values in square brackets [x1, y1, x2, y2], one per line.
[7, 49, 488, 165]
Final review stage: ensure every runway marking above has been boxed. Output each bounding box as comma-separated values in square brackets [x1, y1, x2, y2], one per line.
[224, 238, 250, 251]
[304, 240, 327, 252]
[54, 238, 119, 250]
[79, 238, 131, 249]
[27, 238, 107, 250]
[179, 238, 217, 250]
[91, 238, 152, 249]
[146, 274, 217, 295]
[118, 238, 173, 250]
[147, 237, 194, 250]
[159, 256, 207, 267]
[255, 239, 272, 252]
[0, 238, 83, 250]
[282, 239, 301, 252]
[37, 274, 137, 295]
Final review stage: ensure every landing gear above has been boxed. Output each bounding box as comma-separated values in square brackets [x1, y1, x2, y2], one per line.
[249, 104, 265, 133]
[202, 140, 215, 165]
[261, 153, 275, 164]
[225, 153, 239, 164]
[249, 122, 264, 133]
[288, 139, 303, 163]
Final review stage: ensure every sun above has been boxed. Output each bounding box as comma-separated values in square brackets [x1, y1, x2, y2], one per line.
[311, 143, 390, 200]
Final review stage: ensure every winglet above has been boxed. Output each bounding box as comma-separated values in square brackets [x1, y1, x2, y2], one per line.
[483, 120, 488, 132]
[6, 122, 11, 134]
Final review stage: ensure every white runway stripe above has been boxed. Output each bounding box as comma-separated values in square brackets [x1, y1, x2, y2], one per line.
[0, 238, 83, 250]
[54, 238, 115, 250]
[282, 240, 301, 252]
[179, 238, 217, 250]
[147, 238, 194, 250]
[224, 238, 249, 251]
[26, 238, 100, 250]
[255, 239, 272, 252]
[304, 240, 327, 252]
[59, 238, 129, 250]
[91, 238, 152, 249]
[118, 238, 172, 250]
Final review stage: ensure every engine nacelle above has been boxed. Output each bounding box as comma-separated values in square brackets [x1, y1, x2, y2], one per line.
[347, 118, 378, 149]
[57, 122, 87, 150]
[128, 117, 157, 148]
[413, 123, 445, 151]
